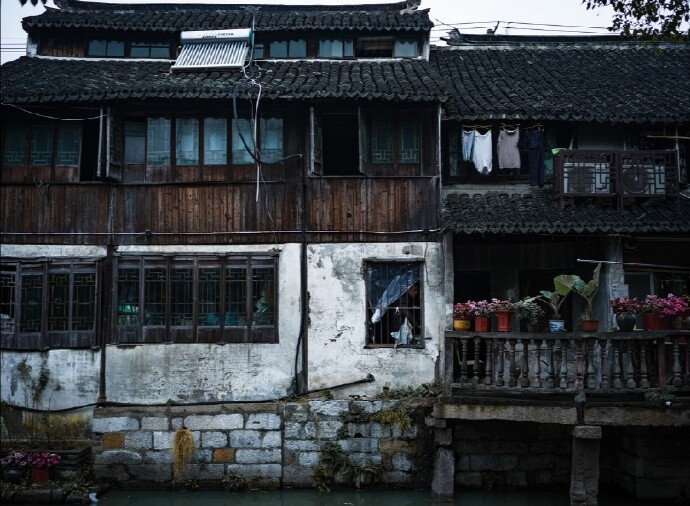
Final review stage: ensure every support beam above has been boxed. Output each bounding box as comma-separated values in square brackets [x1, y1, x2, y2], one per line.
[431, 447, 454, 502]
[570, 425, 602, 506]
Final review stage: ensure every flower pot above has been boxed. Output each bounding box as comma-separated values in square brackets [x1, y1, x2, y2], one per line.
[548, 320, 565, 332]
[642, 312, 662, 331]
[616, 313, 637, 332]
[31, 467, 50, 484]
[453, 318, 471, 332]
[495, 310, 514, 332]
[526, 323, 541, 333]
[580, 319, 599, 332]
[3, 468, 25, 483]
[474, 316, 489, 332]
[669, 315, 683, 330]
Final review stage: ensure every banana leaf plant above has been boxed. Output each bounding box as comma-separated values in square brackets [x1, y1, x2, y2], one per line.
[570, 263, 601, 321]
[539, 275, 575, 320]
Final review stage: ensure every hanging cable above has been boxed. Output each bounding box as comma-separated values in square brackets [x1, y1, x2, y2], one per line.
[2, 103, 104, 121]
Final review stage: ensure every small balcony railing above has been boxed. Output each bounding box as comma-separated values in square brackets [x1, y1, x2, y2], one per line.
[444, 331, 689, 396]
[553, 150, 679, 210]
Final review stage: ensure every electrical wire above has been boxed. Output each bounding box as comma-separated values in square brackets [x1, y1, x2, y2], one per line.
[2, 103, 104, 121]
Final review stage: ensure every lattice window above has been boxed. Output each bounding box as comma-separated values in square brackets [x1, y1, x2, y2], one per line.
[226, 267, 247, 326]
[251, 267, 275, 326]
[30, 123, 53, 166]
[56, 124, 80, 165]
[20, 274, 43, 333]
[0, 269, 16, 335]
[198, 267, 221, 326]
[372, 117, 394, 164]
[2, 124, 26, 165]
[117, 268, 140, 326]
[170, 267, 193, 326]
[260, 117, 283, 164]
[232, 119, 255, 164]
[204, 118, 227, 165]
[175, 118, 199, 165]
[399, 120, 420, 163]
[147, 118, 170, 166]
[48, 272, 69, 331]
[72, 272, 95, 331]
[144, 267, 167, 326]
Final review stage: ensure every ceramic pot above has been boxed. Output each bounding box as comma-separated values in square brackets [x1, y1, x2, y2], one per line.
[496, 310, 514, 332]
[31, 467, 50, 484]
[3, 468, 24, 483]
[526, 323, 541, 332]
[453, 318, 471, 332]
[474, 316, 489, 332]
[642, 313, 662, 331]
[616, 313, 637, 332]
[580, 319, 599, 332]
[669, 315, 683, 330]
[548, 320, 565, 332]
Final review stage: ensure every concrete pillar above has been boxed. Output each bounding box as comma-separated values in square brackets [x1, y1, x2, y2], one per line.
[601, 237, 628, 330]
[431, 446, 454, 502]
[570, 425, 602, 506]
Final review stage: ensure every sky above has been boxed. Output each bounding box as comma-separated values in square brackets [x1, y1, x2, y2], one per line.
[0, 0, 619, 64]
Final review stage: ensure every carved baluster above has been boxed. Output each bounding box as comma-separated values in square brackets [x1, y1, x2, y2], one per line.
[600, 339, 610, 390]
[484, 338, 494, 385]
[546, 339, 555, 388]
[496, 339, 505, 387]
[532, 339, 542, 388]
[575, 340, 584, 391]
[612, 340, 623, 389]
[672, 337, 683, 388]
[625, 341, 637, 389]
[639, 341, 650, 389]
[520, 339, 529, 388]
[586, 339, 597, 389]
[472, 336, 481, 384]
[460, 338, 468, 383]
[508, 339, 517, 387]
[559, 339, 568, 389]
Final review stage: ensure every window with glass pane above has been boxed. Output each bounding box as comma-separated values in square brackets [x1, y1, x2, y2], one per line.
[47, 272, 69, 331]
[269, 40, 287, 58]
[253, 43, 264, 59]
[394, 39, 418, 58]
[0, 269, 15, 335]
[124, 121, 146, 164]
[356, 37, 394, 57]
[3, 125, 25, 165]
[204, 118, 227, 165]
[371, 118, 394, 163]
[88, 40, 124, 57]
[30, 123, 53, 166]
[226, 267, 247, 326]
[144, 267, 166, 326]
[131, 41, 169, 58]
[72, 272, 95, 331]
[176, 118, 199, 165]
[399, 120, 420, 163]
[170, 268, 193, 326]
[56, 124, 80, 165]
[288, 39, 306, 57]
[198, 268, 221, 326]
[252, 267, 275, 326]
[147, 118, 170, 166]
[20, 274, 43, 333]
[117, 268, 140, 326]
[232, 119, 255, 164]
[260, 118, 283, 163]
[319, 39, 343, 57]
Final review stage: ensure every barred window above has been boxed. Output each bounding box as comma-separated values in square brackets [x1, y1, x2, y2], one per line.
[366, 262, 422, 347]
[0, 261, 99, 350]
[115, 255, 277, 344]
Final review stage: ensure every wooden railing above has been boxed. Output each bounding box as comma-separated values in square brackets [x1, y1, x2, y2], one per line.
[444, 331, 690, 396]
[553, 149, 679, 211]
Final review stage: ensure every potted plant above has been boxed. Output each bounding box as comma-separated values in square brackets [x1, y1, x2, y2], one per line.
[28, 451, 60, 484]
[452, 302, 474, 332]
[609, 296, 640, 332]
[1, 450, 29, 483]
[571, 263, 601, 332]
[516, 297, 545, 332]
[471, 300, 493, 332]
[539, 274, 574, 331]
[490, 298, 516, 332]
[660, 294, 689, 330]
[640, 294, 665, 331]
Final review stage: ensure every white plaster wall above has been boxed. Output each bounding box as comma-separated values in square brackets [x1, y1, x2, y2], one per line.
[307, 242, 445, 397]
[0, 244, 107, 258]
[0, 350, 101, 410]
[105, 244, 302, 404]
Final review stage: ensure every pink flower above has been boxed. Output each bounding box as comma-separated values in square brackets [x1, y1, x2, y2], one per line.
[609, 296, 640, 315]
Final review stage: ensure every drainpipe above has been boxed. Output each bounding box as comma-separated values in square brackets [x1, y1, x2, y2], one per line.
[299, 157, 309, 394]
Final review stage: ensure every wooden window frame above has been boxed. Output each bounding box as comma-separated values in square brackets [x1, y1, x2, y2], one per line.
[360, 110, 422, 177]
[86, 37, 174, 59]
[0, 260, 100, 350]
[364, 260, 424, 349]
[113, 254, 279, 344]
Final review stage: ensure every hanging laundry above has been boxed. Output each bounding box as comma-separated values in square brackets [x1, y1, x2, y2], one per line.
[472, 130, 492, 174]
[497, 128, 520, 169]
[525, 129, 545, 187]
[461, 129, 475, 162]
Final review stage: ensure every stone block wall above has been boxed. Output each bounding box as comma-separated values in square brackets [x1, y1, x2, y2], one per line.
[452, 420, 571, 489]
[91, 399, 434, 488]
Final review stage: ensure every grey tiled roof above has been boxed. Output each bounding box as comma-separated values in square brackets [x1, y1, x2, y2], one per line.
[0, 57, 447, 104]
[442, 192, 690, 235]
[431, 42, 690, 124]
[24, 0, 432, 33]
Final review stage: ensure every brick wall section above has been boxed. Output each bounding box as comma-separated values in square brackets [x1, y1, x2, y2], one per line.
[452, 420, 572, 489]
[91, 399, 434, 488]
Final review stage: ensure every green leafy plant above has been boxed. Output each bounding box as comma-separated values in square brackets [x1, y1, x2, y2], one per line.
[515, 297, 545, 325]
[540, 275, 575, 320]
[222, 470, 249, 492]
[571, 263, 602, 321]
[369, 402, 412, 432]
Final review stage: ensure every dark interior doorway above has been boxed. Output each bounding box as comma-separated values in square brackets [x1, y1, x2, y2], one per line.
[80, 118, 99, 181]
[322, 113, 359, 176]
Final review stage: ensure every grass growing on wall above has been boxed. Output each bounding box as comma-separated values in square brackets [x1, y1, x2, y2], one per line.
[172, 428, 195, 481]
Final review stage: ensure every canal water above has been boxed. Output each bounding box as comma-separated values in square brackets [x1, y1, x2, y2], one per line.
[96, 488, 657, 505]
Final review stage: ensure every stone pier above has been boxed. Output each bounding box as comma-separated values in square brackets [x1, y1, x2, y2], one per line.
[570, 425, 602, 506]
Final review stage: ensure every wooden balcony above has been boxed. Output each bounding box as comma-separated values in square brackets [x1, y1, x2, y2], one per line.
[553, 149, 679, 211]
[444, 331, 690, 397]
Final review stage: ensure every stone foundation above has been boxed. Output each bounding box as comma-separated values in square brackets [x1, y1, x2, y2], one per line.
[91, 399, 434, 488]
